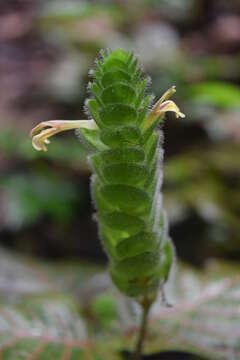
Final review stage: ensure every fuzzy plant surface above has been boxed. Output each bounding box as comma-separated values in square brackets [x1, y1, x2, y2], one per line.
[31, 48, 185, 358]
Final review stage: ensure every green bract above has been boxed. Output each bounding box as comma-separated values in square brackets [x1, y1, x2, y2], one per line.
[85, 49, 173, 299]
[31, 48, 185, 301]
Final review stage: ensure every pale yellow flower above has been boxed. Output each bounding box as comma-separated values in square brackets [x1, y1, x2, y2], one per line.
[30, 120, 97, 152]
[145, 86, 185, 128]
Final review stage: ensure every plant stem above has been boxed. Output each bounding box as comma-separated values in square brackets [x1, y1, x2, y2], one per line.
[132, 298, 152, 360]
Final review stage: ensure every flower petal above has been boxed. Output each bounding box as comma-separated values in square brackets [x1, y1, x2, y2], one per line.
[144, 86, 185, 129]
[157, 100, 185, 118]
[30, 120, 98, 152]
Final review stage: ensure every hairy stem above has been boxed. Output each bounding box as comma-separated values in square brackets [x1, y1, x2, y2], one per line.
[132, 298, 153, 360]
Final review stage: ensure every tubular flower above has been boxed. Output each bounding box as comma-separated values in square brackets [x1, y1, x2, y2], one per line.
[30, 120, 98, 152]
[145, 86, 185, 128]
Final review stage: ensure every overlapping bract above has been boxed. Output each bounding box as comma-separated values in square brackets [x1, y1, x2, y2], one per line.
[84, 49, 173, 299]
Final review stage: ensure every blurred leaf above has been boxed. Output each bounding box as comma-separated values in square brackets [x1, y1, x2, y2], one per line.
[91, 293, 119, 328]
[190, 56, 240, 80]
[147, 266, 240, 359]
[0, 295, 122, 360]
[189, 82, 240, 109]
[1, 173, 80, 228]
[120, 261, 240, 360]
[0, 129, 88, 169]
[164, 142, 240, 255]
[0, 247, 121, 358]
[40, 2, 122, 23]
[146, 0, 196, 21]
[0, 247, 102, 304]
[0, 248, 54, 304]
[0, 247, 240, 358]
[37, 1, 128, 51]
[0, 130, 89, 228]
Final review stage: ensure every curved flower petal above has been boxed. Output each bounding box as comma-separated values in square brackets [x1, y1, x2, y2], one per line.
[145, 86, 185, 128]
[157, 100, 185, 118]
[30, 120, 98, 152]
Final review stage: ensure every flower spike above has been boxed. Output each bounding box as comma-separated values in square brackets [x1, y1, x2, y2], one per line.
[30, 120, 98, 152]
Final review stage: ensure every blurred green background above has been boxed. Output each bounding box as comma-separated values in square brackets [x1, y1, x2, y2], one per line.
[1, 0, 240, 267]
